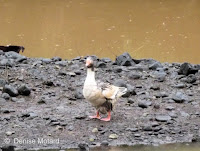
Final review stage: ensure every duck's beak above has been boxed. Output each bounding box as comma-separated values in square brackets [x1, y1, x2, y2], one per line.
[85, 59, 92, 67]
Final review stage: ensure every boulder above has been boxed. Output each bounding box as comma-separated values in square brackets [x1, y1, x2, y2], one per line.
[3, 85, 18, 97]
[178, 62, 198, 75]
[115, 52, 135, 66]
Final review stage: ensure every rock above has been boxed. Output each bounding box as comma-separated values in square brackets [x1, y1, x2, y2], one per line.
[115, 52, 135, 66]
[126, 84, 137, 95]
[0, 58, 14, 67]
[113, 66, 122, 73]
[128, 72, 141, 79]
[138, 100, 152, 108]
[109, 134, 118, 139]
[55, 61, 68, 66]
[18, 85, 31, 96]
[165, 106, 175, 111]
[52, 57, 62, 62]
[2, 93, 10, 100]
[74, 90, 84, 99]
[172, 92, 188, 103]
[1, 146, 15, 151]
[149, 62, 163, 70]
[37, 98, 46, 104]
[97, 61, 106, 68]
[114, 79, 127, 87]
[192, 135, 200, 142]
[43, 80, 54, 86]
[155, 115, 171, 122]
[155, 92, 169, 98]
[6, 131, 15, 136]
[78, 143, 89, 151]
[178, 62, 198, 75]
[101, 58, 112, 63]
[174, 83, 185, 88]
[101, 140, 109, 146]
[3, 85, 18, 97]
[127, 98, 134, 104]
[42, 58, 52, 64]
[185, 74, 197, 83]
[143, 125, 153, 131]
[5, 51, 24, 59]
[0, 78, 7, 87]
[153, 71, 166, 82]
[150, 85, 160, 91]
[92, 128, 98, 133]
[66, 72, 76, 77]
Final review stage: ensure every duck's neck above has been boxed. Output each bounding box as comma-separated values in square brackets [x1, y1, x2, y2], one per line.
[85, 68, 96, 84]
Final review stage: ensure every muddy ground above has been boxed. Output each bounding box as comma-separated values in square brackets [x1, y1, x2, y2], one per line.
[0, 51, 200, 150]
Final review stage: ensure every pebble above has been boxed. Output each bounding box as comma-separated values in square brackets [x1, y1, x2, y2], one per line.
[109, 134, 118, 139]
[155, 115, 171, 122]
[3, 85, 18, 97]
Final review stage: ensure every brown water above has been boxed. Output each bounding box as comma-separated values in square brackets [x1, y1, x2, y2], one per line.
[0, 0, 200, 63]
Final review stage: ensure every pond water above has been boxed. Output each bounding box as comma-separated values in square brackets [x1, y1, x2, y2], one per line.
[0, 0, 200, 63]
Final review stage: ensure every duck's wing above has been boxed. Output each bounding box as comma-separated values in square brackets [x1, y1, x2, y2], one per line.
[97, 81, 127, 100]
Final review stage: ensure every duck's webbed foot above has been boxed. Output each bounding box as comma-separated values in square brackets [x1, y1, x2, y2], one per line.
[89, 111, 100, 119]
[100, 111, 111, 122]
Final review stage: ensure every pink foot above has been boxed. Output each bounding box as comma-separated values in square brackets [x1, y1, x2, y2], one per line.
[89, 115, 100, 119]
[100, 117, 111, 121]
[100, 111, 111, 122]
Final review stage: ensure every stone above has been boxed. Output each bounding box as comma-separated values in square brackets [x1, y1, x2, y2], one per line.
[149, 62, 163, 70]
[0, 78, 7, 87]
[43, 80, 54, 86]
[97, 61, 106, 68]
[6, 131, 15, 136]
[78, 143, 89, 151]
[165, 106, 175, 111]
[109, 134, 118, 139]
[128, 72, 141, 79]
[174, 83, 185, 88]
[55, 61, 68, 66]
[52, 56, 62, 62]
[42, 58, 52, 64]
[138, 100, 152, 108]
[101, 140, 109, 146]
[185, 74, 197, 83]
[2, 93, 10, 100]
[18, 85, 31, 96]
[113, 66, 122, 73]
[114, 79, 127, 87]
[92, 128, 98, 133]
[5, 51, 25, 60]
[0, 58, 14, 67]
[3, 85, 18, 97]
[178, 62, 198, 76]
[127, 98, 134, 104]
[155, 115, 171, 122]
[172, 92, 188, 103]
[115, 52, 135, 66]
[74, 90, 84, 99]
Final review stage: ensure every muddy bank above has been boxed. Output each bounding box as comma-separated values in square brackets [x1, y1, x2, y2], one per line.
[0, 51, 200, 150]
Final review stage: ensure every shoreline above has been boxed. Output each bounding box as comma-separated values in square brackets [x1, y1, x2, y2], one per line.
[0, 51, 200, 150]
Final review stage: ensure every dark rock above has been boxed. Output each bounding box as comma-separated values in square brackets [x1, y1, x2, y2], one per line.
[138, 100, 152, 108]
[172, 92, 188, 103]
[18, 85, 31, 96]
[153, 103, 160, 109]
[97, 61, 106, 68]
[128, 72, 141, 79]
[78, 143, 89, 151]
[122, 84, 136, 97]
[178, 62, 198, 76]
[143, 125, 153, 131]
[115, 52, 135, 66]
[52, 57, 62, 62]
[2, 93, 10, 100]
[37, 98, 46, 104]
[150, 85, 160, 91]
[0, 78, 7, 87]
[43, 80, 54, 86]
[192, 135, 200, 142]
[3, 85, 18, 97]
[185, 75, 197, 83]
[156, 92, 169, 98]
[113, 66, 122, 73]
[1, 146, 15, 151]
[155, 115, 171, 122]
[127, 98, 134, 104]
[149, 62, 163, 70]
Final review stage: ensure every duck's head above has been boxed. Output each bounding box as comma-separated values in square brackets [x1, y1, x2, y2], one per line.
[85, 57, 94, 68]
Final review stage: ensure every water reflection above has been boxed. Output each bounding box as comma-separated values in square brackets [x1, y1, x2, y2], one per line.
[0, 0, 200, 63]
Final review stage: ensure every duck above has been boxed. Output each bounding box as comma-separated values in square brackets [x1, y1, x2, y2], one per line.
[83, 57, 127, 121]
[0, 45, 25, 53]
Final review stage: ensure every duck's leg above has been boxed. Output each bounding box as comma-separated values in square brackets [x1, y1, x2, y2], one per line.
[100, 111, 111, 121]
[89, 110, 100, 119]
